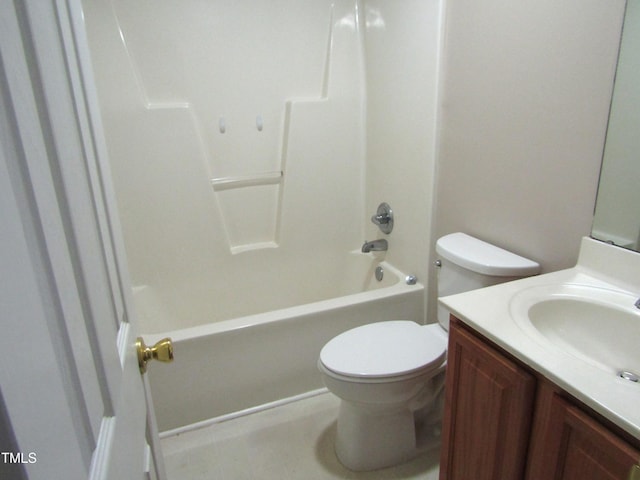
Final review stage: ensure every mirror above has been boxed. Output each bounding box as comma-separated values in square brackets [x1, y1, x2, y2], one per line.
[592, 0, 640, 251]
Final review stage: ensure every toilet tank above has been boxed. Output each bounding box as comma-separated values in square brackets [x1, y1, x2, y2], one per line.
[436, 233, 540, 330]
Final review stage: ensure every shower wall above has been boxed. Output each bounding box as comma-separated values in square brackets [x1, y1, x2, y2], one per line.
[362, 0, 441, 303]
[83, 0, 370, 327]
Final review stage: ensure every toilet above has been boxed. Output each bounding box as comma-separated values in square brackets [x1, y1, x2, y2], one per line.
[318, 232, 540, 471]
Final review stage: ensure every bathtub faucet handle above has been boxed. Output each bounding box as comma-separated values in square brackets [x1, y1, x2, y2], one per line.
[371, 213, 390, 225]
[370, 203, 393, 234]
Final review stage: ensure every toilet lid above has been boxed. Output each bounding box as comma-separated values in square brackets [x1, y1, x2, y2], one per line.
[319, 321, 446, 379]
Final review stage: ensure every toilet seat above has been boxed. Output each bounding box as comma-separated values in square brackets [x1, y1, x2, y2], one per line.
[319, 321, 446, 380]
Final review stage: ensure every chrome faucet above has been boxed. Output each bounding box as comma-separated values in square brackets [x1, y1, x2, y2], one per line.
[635, 298, 640, 309]
[371, 203, 394, 234]
[362, 239, 388, 253]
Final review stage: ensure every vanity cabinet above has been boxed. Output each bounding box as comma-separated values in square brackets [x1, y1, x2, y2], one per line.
[440, 317, 640, 480]
[439, 318, 536, 479]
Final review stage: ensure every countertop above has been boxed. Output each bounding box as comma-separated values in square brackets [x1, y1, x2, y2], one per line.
[438, 237, 640, 440]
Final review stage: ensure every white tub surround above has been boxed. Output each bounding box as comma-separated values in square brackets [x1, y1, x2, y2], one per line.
[439, 237, 640, 440]
[82, 0, 366, 278]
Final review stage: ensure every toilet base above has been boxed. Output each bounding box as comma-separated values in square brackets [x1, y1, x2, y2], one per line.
[334, 400, 442, 471]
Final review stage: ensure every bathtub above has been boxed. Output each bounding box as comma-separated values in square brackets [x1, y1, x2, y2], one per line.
[141, 253, 424, 434]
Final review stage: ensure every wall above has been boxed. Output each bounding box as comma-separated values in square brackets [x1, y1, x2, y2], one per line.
[362, 0, 442, 315]
[430, 0, 626, 320]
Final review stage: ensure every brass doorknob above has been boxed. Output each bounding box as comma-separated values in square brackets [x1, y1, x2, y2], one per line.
[136, 337, 174, 374]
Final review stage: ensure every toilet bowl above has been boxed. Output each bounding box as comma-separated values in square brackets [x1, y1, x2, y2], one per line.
[318, 233, 540, 471]
[318, 321, 447, 471]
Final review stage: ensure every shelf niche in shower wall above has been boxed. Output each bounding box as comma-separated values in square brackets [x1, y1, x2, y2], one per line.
[210, 171, 283, 254]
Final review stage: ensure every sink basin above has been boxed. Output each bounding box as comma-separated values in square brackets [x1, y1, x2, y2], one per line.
[510, 284, 640, 375]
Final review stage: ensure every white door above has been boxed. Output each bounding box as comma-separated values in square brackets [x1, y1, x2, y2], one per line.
[0, 1, 167, 479]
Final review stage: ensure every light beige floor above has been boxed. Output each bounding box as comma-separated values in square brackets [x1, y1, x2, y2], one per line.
[162, 392, 441, 479]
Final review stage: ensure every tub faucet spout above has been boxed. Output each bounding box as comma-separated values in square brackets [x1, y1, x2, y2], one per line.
[362, 239, 388, 253]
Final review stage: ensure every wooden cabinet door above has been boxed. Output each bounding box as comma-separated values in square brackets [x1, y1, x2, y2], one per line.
[526, 387, 640, 480]
[440, 320, 536, 480]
